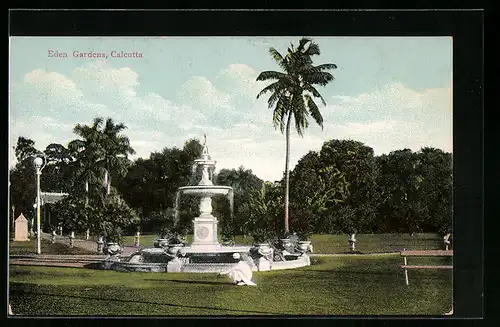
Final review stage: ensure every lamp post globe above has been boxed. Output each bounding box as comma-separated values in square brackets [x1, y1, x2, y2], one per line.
[34, 157, 43, 168]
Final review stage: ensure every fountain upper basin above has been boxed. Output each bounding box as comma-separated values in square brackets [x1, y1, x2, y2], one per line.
[178, 185, 232, 196]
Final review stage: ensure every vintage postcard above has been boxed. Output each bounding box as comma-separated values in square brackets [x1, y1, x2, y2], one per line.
[8, 35, 454, 317]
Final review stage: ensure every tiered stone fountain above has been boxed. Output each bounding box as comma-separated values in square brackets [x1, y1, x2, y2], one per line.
[107, 136, 311, 273]
[176, 136, 241, 252]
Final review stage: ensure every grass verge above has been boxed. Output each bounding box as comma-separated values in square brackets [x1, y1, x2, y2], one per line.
[9, 254, 452, 316]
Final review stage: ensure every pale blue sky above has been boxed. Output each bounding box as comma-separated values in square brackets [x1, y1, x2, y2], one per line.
[9, 36, 452, 181]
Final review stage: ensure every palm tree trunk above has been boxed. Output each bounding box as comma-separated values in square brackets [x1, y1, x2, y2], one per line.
[85, 180, 89, 240]
[107, 174, 111, 196]
[104, 168, 110, 196]
[284, 112, 293, 234]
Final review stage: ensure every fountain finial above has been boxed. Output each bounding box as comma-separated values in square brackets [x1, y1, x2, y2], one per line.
[201, 134, 210, 159]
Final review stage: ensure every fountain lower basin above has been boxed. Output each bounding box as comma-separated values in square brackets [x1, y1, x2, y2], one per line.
[107, 246, 309, 273]
[178, 185, 232, 196]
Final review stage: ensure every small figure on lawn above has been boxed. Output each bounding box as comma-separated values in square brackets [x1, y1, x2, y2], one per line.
[217, 253, 257, 286]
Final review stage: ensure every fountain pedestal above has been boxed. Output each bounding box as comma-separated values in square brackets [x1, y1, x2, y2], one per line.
[191, 195, 220, 249]
[191, 216, 219, 248]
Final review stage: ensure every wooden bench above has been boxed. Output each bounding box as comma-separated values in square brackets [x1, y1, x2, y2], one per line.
[400, 250, 453, 286]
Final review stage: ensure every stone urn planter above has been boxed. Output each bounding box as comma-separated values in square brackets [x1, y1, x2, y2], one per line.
[298, 241, 313, 253]
[103, 242, 122, 256]
[154, 238, 169, 248]
[280, 238, 294, 251]
[255, 243, 273, 257]
[348, 234, 357, 252]
[101, 242, 122, 270]
[166, 243, 184, 256]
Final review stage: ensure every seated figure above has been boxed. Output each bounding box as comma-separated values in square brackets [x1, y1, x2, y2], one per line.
[217, 253, 257, 286]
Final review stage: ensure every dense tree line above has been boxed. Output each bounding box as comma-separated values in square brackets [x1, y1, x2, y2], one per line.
[287, 140, 452, 236]
[10, 124, 451, 241]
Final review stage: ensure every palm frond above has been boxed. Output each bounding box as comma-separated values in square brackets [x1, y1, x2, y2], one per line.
[92, 117, 104, 129]
[273, 96, 289, 134]
[304, 94, 324, 129]
[304, 43, 320, 56]
[256, 71, 287, 82]
[298, 63, 336, 75]
[268, 48, 288, 71]
[315, 63, 338, 71]
[291, 92, 308, 137]
[297, 38, 312, 53]
[304, 85, 326, 106]
[303, 71, 334, 86]
[257, 81, 282, 99]
[267, 90, 283, 109]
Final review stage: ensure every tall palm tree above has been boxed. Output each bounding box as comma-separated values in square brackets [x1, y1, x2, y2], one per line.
[99, 118, 136, 195]
[256, 37, 337, 235]
[69, 117, 135, 198]
[68, 117, 106, 196]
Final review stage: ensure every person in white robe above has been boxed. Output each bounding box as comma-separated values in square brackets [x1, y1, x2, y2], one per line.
[217, 253, 257, 286]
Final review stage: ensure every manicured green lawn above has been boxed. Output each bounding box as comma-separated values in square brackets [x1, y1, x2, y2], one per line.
[122, 233, 445, 254]
[9, 239, 95, 255]
[9, 254, 452, 316]
[310, 233, 446, 254]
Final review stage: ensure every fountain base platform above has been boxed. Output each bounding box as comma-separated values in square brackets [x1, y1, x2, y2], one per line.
[105, 244, 310, 273]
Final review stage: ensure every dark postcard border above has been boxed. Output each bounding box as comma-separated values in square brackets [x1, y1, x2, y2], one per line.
[6, 9, 484, 321]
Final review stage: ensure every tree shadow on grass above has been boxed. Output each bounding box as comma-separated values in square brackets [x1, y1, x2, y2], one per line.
[305, 269, 398, 276]
[10, 289, 278, 315]
[83, 263, 103, 269]
[144, 279, 230, 286]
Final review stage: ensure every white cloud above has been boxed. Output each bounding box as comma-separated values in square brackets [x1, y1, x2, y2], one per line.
[318, 83, 452, 155]
[177, 76, 231, 111]
[216, 63, 265, 100]
[9, 116, 76, 167]
[9, 61, 451, 182]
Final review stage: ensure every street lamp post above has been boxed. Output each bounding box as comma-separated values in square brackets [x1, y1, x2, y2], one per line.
[33, 156, 46, 255]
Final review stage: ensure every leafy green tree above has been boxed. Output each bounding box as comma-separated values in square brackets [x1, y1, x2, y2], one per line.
[51, 194, 90, 233]
[87, 192, 140, 244]
[41, 143, 73, 193]
[376, 149, 426, 234]
[10, 137, 40, 229]
[14, 136, 39, 163]
[414, 147, 452, 234]
[144, 208, 177, 238]
[256, 37, 337, 235]
[243, 182, 283, 243]
[319, 140, 380, 233]
[289, 150, 350, 236]
[216, 166, 263, 194]
[115, 138, 203, 232]
[215, 166, 264, 235]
